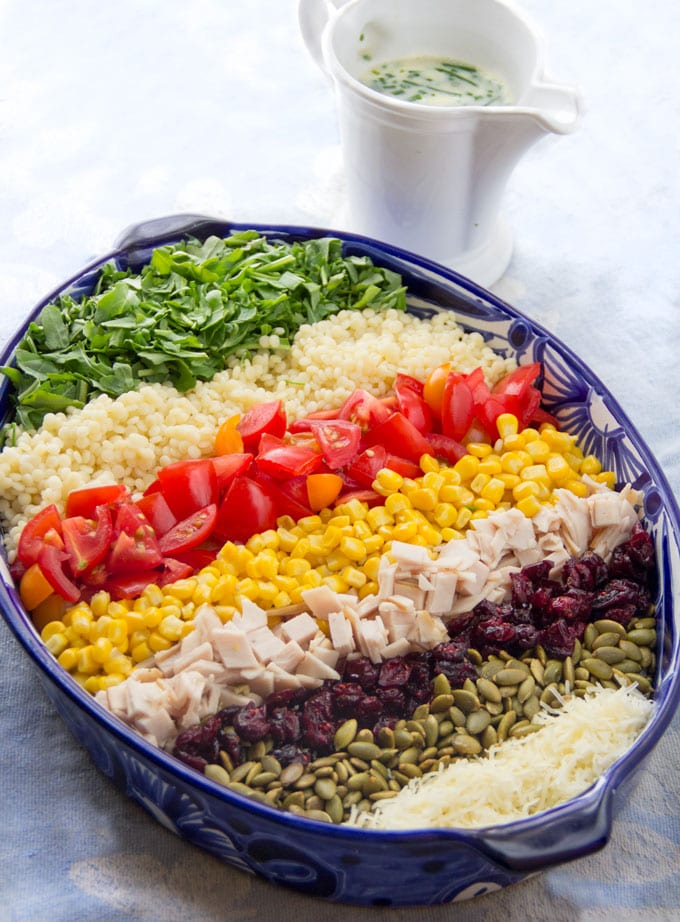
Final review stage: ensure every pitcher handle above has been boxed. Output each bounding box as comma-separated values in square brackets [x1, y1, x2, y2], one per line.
[298, 0, 346, 74]
[525, 79, 583, 134]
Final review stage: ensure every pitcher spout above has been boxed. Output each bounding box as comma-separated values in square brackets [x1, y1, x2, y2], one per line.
[520, 79, 583, 135]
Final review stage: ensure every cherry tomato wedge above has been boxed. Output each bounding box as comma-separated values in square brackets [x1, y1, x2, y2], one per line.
[441, 373, 475, 442]
[308, 419, 361, 470]
[61, 505, 113, 573]
[215, 476, 279, 544]
[102, 558, 194, 601]
[394, 378, 433, 435]
[425, 432, 467, 465]
[492, 362, 541, 397]
[422, 363, 451, 418]
[362, 411, 433, 463]
[256, 434, 322, 479]
[19, 562, 55, 611]
[64, 483, 128, 519]
[210, 452, 254, 492]
[36, 544, 80, 603]
[157, 458, 218, 521]
[338, 389, 392, 432]
[251, 472, 312, 521]
[134, 491, 177, 537]
[237, 400, 287, 451]
[214, 415, 244, 455]
[157, 504, 218, 556]
[17, 504, 64, 568]
[108, 503, 163, 574]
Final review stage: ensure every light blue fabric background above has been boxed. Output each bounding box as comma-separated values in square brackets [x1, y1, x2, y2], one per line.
[1, 0, 679, 919]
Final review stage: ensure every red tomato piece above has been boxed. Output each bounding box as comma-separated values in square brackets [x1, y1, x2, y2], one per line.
[17, 504, 64, 569]
[345, 445, 388, 488]
[308, 419, 362, 470]
[256, 434, 322, 479]
[252, 471, 312, 521]
[334, 488, 383, 508]
[157, 458, 218, 521]
[394, 379, 433, 435]
[338, 389, 392, 432]
[168, 548, 218, 572]
[157, 504, 218, 556]
[237, 400, 287, 452]
[36, 544, 80, 603]
[102, 557, 195, 601]
[362, 411, 433, 463]
[210, 452, 254, 493]
[215, 476, 279, 544]
[61, 505, 113, 574]
[107, 503, 163, 574]
[394, 372, 425, 396]
[441, 373, 475, 442]
[64, 483, 128, 520]
[425, 432, 468, 465]
[492, 362, 541, 398]
[135, 491, 177, 537]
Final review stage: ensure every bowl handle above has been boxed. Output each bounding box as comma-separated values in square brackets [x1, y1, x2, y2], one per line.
[475, 791, 611, 873]
[114, 213, 230, 251]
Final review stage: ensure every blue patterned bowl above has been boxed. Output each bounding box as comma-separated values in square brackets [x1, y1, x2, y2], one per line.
[1, 215, 679, 906]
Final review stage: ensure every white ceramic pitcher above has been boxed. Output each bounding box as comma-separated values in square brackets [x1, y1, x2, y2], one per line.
[299, 0, 582, 286]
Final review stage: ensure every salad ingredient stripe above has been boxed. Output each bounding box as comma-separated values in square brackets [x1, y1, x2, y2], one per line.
[0, 232, 406, 432]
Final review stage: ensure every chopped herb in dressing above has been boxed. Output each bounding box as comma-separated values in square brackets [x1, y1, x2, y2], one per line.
[361, 55, 510, 107]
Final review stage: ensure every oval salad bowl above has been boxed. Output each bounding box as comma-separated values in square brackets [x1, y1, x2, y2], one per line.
[0, 215, 679, 907]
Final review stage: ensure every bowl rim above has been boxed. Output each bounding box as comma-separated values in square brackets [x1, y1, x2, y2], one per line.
[1, 215, 679, 870]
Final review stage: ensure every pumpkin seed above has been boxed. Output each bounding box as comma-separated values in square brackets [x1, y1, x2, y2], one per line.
[314, 777, 337, 801]
[326, 794, 344, 824]
[497, 710, 516, 742]
[251, 771, 278, 788]
[529, 658, 545, 685]
[280, 762, 304, 786]
[476, 676, 502, 703]
[517, 675, 536, 703]
[594, 645, 627, 664]
[432, 673, 452, 697]
[592, 631, 624, 650]
[466, 709, 492, 735]
[334, 719, 358, 751]
[618, 639, 643, 662]
[451, 733, 482, 755]
[347, 740, 382, 761]
[430, 693, 454, 713]
[543, 660, 563, 685]
[230, 760, 257, 784]
[306, 809, 332, 823]
[627, 628, 656, 647]
[452, 689, 480, 713]
[205, 763, 231, 787]
[581, 657, 613, 681]
[593, 619, 626, 637]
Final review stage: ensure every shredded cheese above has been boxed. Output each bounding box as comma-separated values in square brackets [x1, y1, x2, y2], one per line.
[352, 686, 653, 830]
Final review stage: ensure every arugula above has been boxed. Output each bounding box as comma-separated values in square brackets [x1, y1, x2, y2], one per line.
[0, 231, 406, 432]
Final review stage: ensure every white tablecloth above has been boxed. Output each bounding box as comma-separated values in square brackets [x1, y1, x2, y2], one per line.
[1, 1, 679, 919]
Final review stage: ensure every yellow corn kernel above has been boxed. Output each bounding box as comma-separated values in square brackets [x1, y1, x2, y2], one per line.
[422, 471, 446, 494]
[384, 492, 412, 515]
[363, 556, 381, 581]
[545, 453, 572, 483]
[282, 557, 312, 578]
[500, 450, 532, 475]
[90, 592, 112, 618]
[272, 591, 292, 609]
[103, 655, 132, 677]
[157, 615, 186, 642]
[358, 580, 379, 599]
[290, 537, 311, 559]
[520, 464, 551, 487]
[441, 527, 463, 541]
[69, 609, 94, 637]
[323, 574, 349, 594]
[580, 454, 602, 475]
[98, 674, 125, 690]
[76, 646, 99, 675]
[453, 455, 480, 480]
[502, 432, 524, 451]
[142, 608, 163, 629]
[366, 506, 393, 530]
[564, 479, 589, 498]
[344, 499, 369, 522]
[499, 472, 521, 491]
[297, 514, 323, 533]
[469, 472, 491, 495]
[246, 533, 267, 555]
[57, 648, 79, 671]
[467, 442, 493, 458]
[419, 454, 440, 473]
[513, 480, 541, 502]
[45, 632, 69, 657]
[275, 528, 299, 553]
[84, 676, 102, 695]
[439, 466, 462, 486]
[516, 494, 543, 517]
[341, 566, 367, 589]
[255, 581, 279, 603]
[432, 502, 458, 529]
[469, 509, 489, 520]
[420, 523, 443, 546]
[519, 427, 541, 444]
[440, 484, 474, 506]
[564, 450, 585, 471]
[42, 620, 66, 641]
[339, 536, 367, 562]
[480, 477, 506, 504]
[525, 439, 550, 463]
[409, 488, 437, 512]
[326, 549, 351, 572]
[471, 497, 495, 511]
[393, 521, 419, 542]
[541, 428, 574, 453]
[91, 637, 114, 664]
[301, 569, 323, 589]
[352, 520, 373, 541]
[131, 641, 153, 663]
[594, 470, 617, 488]
[374, 468, 404, 494]
[478, 455, 503, 476]
[496, 413, 519, 439]
[148, 633, 173, 653]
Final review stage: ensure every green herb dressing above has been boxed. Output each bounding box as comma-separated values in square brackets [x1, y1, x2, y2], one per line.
[361, 55, 511, 107]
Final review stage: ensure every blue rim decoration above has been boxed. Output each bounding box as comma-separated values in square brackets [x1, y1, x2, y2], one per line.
[1, 215, 679, 906]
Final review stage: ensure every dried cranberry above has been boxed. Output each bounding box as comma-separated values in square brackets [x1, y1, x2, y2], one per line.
[302, 705, 337, 752]
[591, 578, 646, 613]
[270, 744, 312, 767]
[376, 686, 406, 714]
[513, 622, 540, 649]
[342, 656, 380, 688]
[564, 552, 607, 590]
[172, 714, 221, 766]
[268, 707, 302, 744]
[537, 619, 585, 658]
[266, 687, 309, 713]
[522, 559, 552, 584]
[547, 587, 593, 621]
[433, 658, 477, 686]
[510, 570, 534, 607]
[446, 609, 476, 638]
[216, 725, 243, 766]
[232, 703, 271, 743]
[378, 658, 412, 687]
[355, 694, 383, 723]
[431, 641, 467, 664]
[331, 682, 368, 715]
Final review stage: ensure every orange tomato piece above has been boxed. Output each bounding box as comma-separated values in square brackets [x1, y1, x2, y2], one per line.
[20, 562, 56, 612]
[423, 363, 451, 418]
[31, 592, 68, 633]
[306, 472, 344, 512]
[215, 415, 244, 455]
